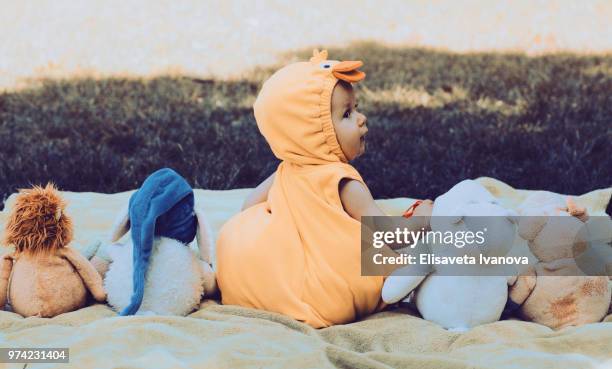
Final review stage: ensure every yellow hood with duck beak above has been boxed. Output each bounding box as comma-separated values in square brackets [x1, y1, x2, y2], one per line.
[216, 50, 383, 328]
[254, 49, 364, 165]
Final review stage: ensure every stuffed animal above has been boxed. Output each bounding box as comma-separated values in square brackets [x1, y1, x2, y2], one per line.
[94, 168, 217, 316]
[508, 192, 611, 329]
[0, 184, 106, 317]
[382, 179, 519, 331]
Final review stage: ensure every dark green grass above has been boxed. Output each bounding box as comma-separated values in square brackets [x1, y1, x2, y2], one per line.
[1, 42, 611, 211]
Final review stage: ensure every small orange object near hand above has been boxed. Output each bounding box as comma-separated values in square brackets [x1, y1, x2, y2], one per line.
[403, 200, 424, 218]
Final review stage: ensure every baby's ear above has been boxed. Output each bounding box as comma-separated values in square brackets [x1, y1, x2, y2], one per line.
[109, 204, 130, 243]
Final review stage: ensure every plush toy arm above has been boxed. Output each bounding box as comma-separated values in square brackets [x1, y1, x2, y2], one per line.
[88, 241, 114, 278]
[62, 247, 107, 302]
[195, 208, 214, 265]
[508, 266, 537, 305]
[200, 260, 218, 297]
[507, 275, 517, 286]
[0, 254, 14, 309]
[518, 215, 548, 241]
[540, 258, 576, 272]
[90, 255, 110, 278]
[381, 267, 427, 304]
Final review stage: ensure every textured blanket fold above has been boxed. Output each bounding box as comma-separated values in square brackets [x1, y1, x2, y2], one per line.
[0, 177, 610, 369]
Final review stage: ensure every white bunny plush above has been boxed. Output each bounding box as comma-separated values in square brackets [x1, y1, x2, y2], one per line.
[382, 179, 520, 331]
[100, 206, 217, 316]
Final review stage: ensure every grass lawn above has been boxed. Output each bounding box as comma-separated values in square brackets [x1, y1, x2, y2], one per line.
[1, 43, 610, 211]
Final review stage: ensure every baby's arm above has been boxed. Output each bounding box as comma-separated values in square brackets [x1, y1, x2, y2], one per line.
[341, 179, 434, 278]
[339, 179, 386, 218]
[242, 173, 275, 211]
[339, 179, 433, 234]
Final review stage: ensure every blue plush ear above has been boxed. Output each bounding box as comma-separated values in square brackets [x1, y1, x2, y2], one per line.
[119, 168, 196, 316]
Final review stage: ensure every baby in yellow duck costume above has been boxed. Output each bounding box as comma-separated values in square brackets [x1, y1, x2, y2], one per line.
[216, 50, 432, 328]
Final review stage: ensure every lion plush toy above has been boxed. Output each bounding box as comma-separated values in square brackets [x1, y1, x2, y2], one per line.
[0, 183, 106, 317]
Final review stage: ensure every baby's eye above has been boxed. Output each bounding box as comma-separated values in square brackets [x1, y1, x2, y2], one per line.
[343, 110, 351, 119]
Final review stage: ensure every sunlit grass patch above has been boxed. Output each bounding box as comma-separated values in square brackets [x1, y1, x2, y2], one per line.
[0, 44, 610, 212]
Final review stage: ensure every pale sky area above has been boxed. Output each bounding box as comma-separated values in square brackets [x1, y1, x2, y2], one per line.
[1, 0, 610, 89]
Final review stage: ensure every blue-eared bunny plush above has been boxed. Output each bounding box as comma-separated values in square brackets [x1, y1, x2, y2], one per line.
[99, 168, 217, 316]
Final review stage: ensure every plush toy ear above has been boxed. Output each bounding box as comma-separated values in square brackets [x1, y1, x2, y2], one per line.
[195, 208, 214, 265]
[566, 196, 589, 222]
[518, 215, 548, 241]
[310, 49, 328, 63]
[109, 204, 130, 243]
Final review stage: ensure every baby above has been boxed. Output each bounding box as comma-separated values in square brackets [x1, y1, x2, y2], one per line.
[216, 50, 432, 328]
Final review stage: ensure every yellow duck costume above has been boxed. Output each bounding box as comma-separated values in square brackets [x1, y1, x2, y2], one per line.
[216, 50, 384, 328]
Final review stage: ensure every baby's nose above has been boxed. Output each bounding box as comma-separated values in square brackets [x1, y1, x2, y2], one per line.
[358, 113, 367, 127]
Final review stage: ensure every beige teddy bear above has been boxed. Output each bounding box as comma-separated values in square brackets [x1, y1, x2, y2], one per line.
[509, 194, 611, 329]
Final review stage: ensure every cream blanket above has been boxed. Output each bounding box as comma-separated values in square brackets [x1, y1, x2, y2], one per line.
[0, 177, 611, 369]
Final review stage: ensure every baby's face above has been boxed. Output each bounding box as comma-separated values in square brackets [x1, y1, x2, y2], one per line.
[331, 81, 368, 161]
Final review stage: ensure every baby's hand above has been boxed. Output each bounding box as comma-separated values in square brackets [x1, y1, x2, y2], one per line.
[413, 199, 434, 230]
